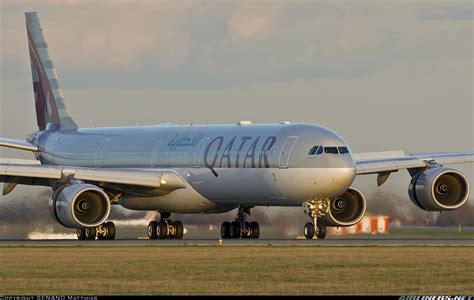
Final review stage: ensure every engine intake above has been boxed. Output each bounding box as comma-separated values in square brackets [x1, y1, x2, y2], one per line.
[49, 183, 111, 228]
[409, 167, 469, 211]
[320, 187, 367, 227]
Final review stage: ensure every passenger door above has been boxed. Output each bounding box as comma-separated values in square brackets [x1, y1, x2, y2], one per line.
[194, 137, 210, 168]
[278, 136, 298, 168]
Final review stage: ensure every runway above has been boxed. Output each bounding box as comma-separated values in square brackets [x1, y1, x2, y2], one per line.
[0, 238, 473, 246]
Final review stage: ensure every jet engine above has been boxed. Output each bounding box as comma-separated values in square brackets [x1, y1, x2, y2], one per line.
[408, 167, 469, 211]
[49, 183, 111, 228]
[320, 187, 367, 227]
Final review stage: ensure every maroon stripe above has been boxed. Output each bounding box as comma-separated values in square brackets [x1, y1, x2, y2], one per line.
[27, 24, 60, 130]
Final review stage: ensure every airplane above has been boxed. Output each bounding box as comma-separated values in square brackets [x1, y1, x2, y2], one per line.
[1, 12, 472, 240]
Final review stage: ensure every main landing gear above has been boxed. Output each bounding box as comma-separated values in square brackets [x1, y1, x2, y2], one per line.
[77, 222, 116, 240]
[303, 200, 327, 239]
[221, 206, 260, 239]
[147, 212, 184, 240]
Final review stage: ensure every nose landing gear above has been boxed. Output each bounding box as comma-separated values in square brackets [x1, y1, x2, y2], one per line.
[221, 206, 260, 239]
[303, 200, 328, 239]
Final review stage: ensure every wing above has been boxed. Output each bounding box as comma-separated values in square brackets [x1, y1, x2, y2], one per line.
[0, 158, 186, 196]
[354, 150, 474, 186]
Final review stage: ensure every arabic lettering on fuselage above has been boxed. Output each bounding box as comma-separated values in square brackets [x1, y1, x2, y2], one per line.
[168, 133, 204, 150]
[204, 136, 277, 172]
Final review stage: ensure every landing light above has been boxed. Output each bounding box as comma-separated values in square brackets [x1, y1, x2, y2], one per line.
[160, 179, 167, 185]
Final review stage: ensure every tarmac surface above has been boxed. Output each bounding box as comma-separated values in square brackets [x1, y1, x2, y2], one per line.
[0, 238, 473, 246]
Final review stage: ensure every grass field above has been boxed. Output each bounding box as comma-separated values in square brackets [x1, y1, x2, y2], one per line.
[0, 246, 473, 295]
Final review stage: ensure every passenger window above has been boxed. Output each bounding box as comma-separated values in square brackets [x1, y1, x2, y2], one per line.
[324, 147, 338, 154]
[338, 147, 349, 154]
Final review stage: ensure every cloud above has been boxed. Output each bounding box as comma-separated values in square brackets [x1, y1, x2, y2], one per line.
[1, 1, 472, 84]
[1, 1, 195, 71]
[227, 1, 281, 39]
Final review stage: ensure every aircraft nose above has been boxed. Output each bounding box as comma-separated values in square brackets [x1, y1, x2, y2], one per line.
[339, 165, 356, 186]
[324, 165, 356, 198]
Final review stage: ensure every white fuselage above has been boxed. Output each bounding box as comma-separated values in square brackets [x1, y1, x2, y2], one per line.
[36, 123, 356, 213]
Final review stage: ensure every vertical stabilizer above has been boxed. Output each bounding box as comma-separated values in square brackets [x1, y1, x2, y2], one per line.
[25, 12, 78, 131]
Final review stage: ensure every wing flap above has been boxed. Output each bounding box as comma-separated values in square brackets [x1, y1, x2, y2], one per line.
[1, 164, 62, 179]
[0, 138, 39, 152]
[74, 169, 162, 188]
[0, 158, 41, 165]
[0, 159, 186, 191]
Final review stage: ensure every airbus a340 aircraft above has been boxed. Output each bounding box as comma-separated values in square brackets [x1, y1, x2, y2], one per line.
[1, 12, 472, 240]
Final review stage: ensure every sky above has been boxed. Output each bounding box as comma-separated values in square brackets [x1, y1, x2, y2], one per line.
[0, 0, 473, 227]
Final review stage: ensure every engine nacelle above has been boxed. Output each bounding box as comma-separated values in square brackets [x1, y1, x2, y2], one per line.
[408, 167, 469, 211]
[49, 183, 111, 228]
[320, 187, 367, 227]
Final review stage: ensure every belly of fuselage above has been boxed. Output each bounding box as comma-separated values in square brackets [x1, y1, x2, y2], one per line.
[119, 167, 355, 213]
[181, 167, 355, 205]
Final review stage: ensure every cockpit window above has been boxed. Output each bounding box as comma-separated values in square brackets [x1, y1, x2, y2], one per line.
[324, 147, 338, 154]
[308, 146, 318, 155]
[338, 147, 349, 154]
[316, 146, 323, 155]
[308, 146, 323, 155]
[310, 146, 348, 155]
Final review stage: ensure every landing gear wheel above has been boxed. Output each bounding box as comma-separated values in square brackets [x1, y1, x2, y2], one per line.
[241, 222, 252, 239]
[230, 221, 241, 239]
[97, 231, 106, 240]
[221, 222, 231, 239]
[77, 228, 86, 240]
[156, 221, 167, 239]
[85, 227, 96, 240]
[148, 221, 158, 239]
[222, 206, 259, 239]
[315, 223, 326, 239]
[304, 222, 315, 239]
[105, 222, 116, 240]
[250, 222, 260, 239]
[174, 221, 184, 239]
[167, 221, 175, 239]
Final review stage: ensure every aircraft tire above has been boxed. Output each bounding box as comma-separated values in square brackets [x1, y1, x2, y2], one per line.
[77, 228, 86, 240]
[315, 223, 326, 239]
[174, 221, 184, 239]
[221, 222, 231, 238]
[85, 227, 96, 240]
[157, 221, 167, 239]
[250, 222, 260, 239]
[230, 222, 241, 239]
[304, 222, 315, 239]
[147, 221, 158, 239]
[241, 222, 252, 238]
[105, 222, 116, 240]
